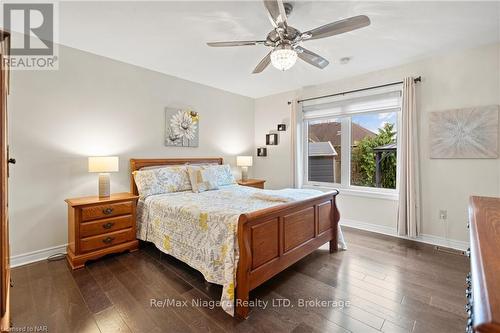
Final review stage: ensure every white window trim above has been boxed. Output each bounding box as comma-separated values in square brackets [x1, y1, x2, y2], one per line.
[302, 87, 402, 199]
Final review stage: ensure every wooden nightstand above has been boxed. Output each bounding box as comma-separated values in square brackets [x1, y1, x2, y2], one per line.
[65, 192, 139, 269]
[237, 179, 266, 189]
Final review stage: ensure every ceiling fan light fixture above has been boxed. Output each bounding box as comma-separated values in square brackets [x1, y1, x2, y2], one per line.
[207, 1, 371, 74]
[270, 45, 297, 71]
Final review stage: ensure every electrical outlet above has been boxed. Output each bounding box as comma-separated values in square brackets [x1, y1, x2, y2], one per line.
[439, 209, 447, 220]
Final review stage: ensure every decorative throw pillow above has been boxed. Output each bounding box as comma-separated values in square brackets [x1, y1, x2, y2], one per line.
[187, 166, 219, 193]
[133, 166, 191, 197]
[204, 164, 236, 186]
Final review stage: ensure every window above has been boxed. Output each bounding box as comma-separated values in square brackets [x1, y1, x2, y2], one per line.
[303, 88, 402, 194]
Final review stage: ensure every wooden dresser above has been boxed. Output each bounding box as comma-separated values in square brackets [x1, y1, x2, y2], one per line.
[66, 192, 139, 269]
[467, 196, 500, 333]
[237, 179, 266, 189]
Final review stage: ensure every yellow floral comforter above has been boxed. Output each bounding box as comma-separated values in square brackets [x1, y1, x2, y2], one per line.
[136, 184, 342, 316]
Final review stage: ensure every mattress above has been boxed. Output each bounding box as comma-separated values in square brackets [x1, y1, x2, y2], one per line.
[137, 184, 346, 316]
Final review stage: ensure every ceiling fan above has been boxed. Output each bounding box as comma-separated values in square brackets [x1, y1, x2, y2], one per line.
[206, 0, 370, 73]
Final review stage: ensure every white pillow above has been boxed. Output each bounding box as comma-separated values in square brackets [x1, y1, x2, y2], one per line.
[133, 166, 192, 197]
[187, 165, 219, 193]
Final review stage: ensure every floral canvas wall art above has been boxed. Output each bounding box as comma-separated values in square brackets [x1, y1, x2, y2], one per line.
[429, 105, 499, 158]
[165, 108, 199, 147]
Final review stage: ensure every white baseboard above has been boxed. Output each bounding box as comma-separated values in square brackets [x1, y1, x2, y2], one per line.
[10, 244, 67, 268]
[340, 218, 469, 251]
[417, 234, 469, 252]
[341, 218, 397, 236]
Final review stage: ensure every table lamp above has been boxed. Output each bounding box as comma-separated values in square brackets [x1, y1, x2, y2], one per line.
[236, 156, 253, 181]
[88, 156, 119, 198]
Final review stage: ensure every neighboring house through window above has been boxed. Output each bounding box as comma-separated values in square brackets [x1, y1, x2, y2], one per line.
[302, 87, 402, 196]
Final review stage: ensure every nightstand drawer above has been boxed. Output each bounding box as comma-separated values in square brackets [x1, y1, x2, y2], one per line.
[80, 228, 134, 253]
[80, 215, 133, 238]
[245, 183, 264, 189]
[81, 201, 133, 221]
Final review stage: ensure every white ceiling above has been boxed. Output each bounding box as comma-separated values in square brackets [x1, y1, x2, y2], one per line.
[56, 1, 500, 97]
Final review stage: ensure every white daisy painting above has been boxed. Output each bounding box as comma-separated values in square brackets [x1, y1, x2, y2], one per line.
[430, 105, 498, 158]
[165, 108, 199, 147]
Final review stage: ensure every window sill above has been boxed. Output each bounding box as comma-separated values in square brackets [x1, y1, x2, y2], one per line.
[303, 184, 399, 201]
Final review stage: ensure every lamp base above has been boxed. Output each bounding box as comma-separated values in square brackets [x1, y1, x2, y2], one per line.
[241, 167, 248, 182]
[98, 173, 110, 198]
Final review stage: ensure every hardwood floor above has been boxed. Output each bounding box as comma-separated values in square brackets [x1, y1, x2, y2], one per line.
[10, 227, 469, 333]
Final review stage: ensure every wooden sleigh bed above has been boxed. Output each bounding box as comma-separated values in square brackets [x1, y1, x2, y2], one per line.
[130, 157, 340, 319]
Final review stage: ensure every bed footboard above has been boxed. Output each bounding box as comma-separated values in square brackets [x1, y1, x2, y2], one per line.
[235, 190, 340, 319]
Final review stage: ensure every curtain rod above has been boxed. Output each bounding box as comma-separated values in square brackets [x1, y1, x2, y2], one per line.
[288, 76, 421, 105]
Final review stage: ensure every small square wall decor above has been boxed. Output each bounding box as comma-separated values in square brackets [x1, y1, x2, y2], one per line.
[257, 147, 267, 157]
[266, 133, 278, 145]
[165, 108, 199, 147]
[429, 105, 499, 158]
[277, 124, 286, 131]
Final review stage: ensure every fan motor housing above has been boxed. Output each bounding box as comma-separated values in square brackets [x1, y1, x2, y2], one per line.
[266, 26, 301, 45]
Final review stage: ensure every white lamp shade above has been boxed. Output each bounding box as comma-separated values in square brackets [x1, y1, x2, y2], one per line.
[88, 156, 119, 173]
[237, 156, 253, 167]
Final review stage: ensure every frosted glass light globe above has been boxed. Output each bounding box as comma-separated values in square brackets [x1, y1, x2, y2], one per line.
[271, 45, 297, 71]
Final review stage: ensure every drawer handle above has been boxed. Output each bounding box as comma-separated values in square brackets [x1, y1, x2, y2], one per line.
[102, 208, 114, 215]
[102, 237, 115, 244]
[102, 222, 115, 229]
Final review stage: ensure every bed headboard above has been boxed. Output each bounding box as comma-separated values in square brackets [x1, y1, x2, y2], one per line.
[129, 157, 224, 195]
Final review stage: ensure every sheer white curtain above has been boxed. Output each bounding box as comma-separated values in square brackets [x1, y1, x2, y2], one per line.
[397, 77, 421, 237]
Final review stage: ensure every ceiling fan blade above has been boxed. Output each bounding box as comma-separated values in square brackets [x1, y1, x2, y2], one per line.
[276, 0, 288, 26]
[263, 0, 288, 28]
[302, 15, 370, 40]
[207, 40, 266, 47]
[296, 46, 329, 69]
[252, 51, 272, 74]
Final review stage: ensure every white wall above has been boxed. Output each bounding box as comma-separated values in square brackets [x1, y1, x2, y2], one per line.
[8, 45, 255, 258]
[253, 42, 500, 244]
